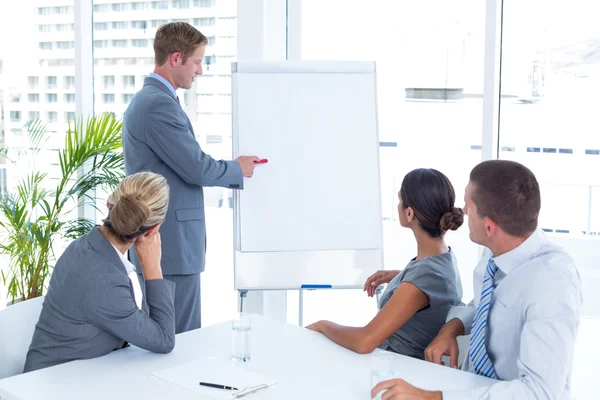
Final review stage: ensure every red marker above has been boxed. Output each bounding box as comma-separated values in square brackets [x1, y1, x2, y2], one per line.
[254, 159, 268, 164]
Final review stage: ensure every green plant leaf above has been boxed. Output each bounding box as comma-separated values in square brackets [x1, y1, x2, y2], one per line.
[0, 114, 124, 303]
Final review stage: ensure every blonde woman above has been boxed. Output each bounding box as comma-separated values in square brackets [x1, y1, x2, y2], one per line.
[24, 172, 175, 372]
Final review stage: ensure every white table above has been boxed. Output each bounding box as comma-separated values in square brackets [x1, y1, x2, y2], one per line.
[0, 315, 493, 399]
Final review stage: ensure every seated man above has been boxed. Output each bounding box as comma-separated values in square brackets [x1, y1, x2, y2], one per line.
[372, 160, 582, 400]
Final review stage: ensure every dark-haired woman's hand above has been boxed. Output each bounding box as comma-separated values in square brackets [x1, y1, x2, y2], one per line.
[363, 270, 399, 297]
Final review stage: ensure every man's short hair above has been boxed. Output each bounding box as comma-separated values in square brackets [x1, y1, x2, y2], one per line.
[470, 160, 541, 237]
[154, 22, 208, 66]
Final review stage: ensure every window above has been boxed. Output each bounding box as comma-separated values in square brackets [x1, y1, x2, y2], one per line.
[132, 39, 148, 48]
[499, 0, 600, 328]
[152, 19, 168, 28]
[103, 94, 115, 104]
[10, 94, 21, 103]
[94, 22, 109, 30]
[46, 76, 57, 89]
[102, 58, 118, 66]
[122, 75, 135, 88]
[54, 6, 72, 14]
[172, 0, 190, 8]
[132, 2, 150, 10]
[63, 76, 75, 89]
[64, 112, 76, 122]
[193, 18, 215, 27]
[112, 21, 128, 30]
[112, 40, 127, 48]
[204, 55, 215, 66]
[218, 17, 236, 32]
[93, 4, 109, 12]
[103, 76, 115, 89]
[56, 24, 73, 32]
[152, 1, 169, 10]
[27, 76, 39, 88]
[57, 41, 74, 50]
[42, 59, 75, 67]
[194, 0, 214, 7]
[296, 0, 485, 326]
[94, 40, 108, 49]
[112, 3, 128, 12]
[506, 17, 597, 381]
[207, 37, 216, 46]
[64, 94, 76, 103]
[10, 111, 21, 122]
[87, 0, 238, 324]
[131, 21, 147, 30]
[1, 0, 80, 310]
[47, 112, 58, 123]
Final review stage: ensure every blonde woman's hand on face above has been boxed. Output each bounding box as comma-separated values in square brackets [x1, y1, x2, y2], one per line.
[135, 229, 163, 280]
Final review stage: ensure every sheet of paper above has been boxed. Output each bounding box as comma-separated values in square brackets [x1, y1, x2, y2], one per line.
[235, 72, 382, 253]
[150, 357, 278, 399]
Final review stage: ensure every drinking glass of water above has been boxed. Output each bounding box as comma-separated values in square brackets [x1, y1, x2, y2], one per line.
[232, 312, 252, 362]
[371, 350, 394, 400]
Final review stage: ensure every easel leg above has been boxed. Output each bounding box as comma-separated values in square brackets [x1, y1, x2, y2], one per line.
[299, 289, 304, 327]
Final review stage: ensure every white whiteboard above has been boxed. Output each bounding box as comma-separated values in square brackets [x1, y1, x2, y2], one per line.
[232, 61, 383, 290]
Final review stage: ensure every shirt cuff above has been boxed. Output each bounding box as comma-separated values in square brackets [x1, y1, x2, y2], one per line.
[226, 159, 244, 189]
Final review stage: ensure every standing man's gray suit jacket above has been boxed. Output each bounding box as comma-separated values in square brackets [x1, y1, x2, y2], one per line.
[24, 227, 176, 373]
[122, 76, 243, 332]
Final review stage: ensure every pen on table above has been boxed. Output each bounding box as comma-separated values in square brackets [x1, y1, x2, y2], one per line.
[199, 382, 239, 390]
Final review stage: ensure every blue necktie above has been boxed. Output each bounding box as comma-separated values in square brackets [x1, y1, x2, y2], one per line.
[469, 259, 499, 379]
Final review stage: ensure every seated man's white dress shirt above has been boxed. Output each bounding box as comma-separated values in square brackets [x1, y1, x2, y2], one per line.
[444, 229, 582, 400]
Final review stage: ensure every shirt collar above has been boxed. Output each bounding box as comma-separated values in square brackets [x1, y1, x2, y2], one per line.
[149, 72, 177, 98]
[491, 228, 546, 275]
[110, 243, 137, 275]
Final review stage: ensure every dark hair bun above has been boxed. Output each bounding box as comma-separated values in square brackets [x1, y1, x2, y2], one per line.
[440, 207, 464, 233]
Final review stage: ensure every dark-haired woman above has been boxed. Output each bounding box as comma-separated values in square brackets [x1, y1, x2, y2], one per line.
[306, 169, 464, 359]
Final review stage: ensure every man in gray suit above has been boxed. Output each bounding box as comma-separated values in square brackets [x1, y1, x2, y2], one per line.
[122, 22, 259, 333]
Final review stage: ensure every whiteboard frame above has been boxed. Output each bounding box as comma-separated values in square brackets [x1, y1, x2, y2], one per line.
[232, 61, 384, 291]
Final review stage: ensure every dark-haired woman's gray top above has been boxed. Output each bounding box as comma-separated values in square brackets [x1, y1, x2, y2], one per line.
[378, 250, 463, 359]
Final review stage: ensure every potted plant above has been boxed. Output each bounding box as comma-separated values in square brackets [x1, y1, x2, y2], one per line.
[0, 114, 124, 305]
